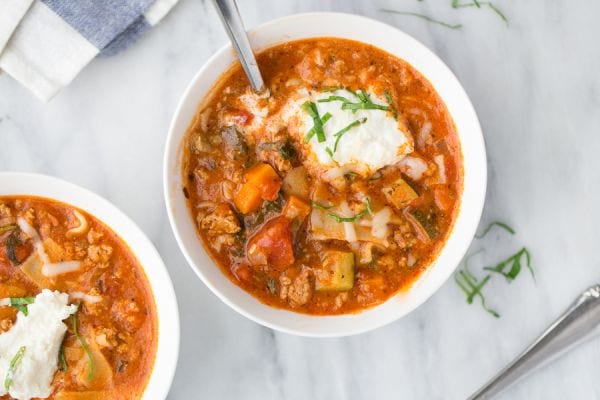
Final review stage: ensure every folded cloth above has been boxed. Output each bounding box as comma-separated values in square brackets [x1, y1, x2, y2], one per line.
[0, 0, 179, 101]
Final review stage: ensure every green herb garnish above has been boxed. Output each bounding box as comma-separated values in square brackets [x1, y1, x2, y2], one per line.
[475, 221, 515, 238]
[311, 201, 334, 210]
[319, 90, 390, 113]
[333, 118, 367, 152]
[484, 247, 533, 282]
[0, 224, 17, 234]
[321, 86, 344, 92]
[303, 101, 328, 143]
[267, 278, 276, 295]
[58, 344, 68, 372]
[325, 147, 334, 158]
[380, 9, 462, 30]
[4, 346, 26, 391]
[313, 198, 372, 223]
[72, 306, 94, 381]
[455, 270, 499, 318]
[451, 1, 508, 25]
[318, 95, 351, 104]
[384, 90, 398, 120]
[304, 112, 332, 143]
[9, 297, 35, 316]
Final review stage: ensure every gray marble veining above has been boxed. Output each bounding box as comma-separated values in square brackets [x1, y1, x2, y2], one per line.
[1, 1, 600, 399]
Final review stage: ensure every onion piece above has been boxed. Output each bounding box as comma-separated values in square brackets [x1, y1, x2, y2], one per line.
[42, 261, 81, 277]
[434, 154, 446, 184]
[17, 217, 50, 264]
[397, 156, 428, 181]
[322, 166, 349, 181]
[417, 121, 432, 148]
[70, 291, 102, 304]
[65, 210, 88, 238]
[371, 207, 392, 239]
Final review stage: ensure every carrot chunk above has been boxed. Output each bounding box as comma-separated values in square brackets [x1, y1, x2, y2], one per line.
[234, 163, 282, 214]
[282, 195, 311, 221]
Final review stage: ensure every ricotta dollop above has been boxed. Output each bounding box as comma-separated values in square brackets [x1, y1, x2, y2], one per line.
[0, 290, 77, 400]
[301, 89, 413, 175]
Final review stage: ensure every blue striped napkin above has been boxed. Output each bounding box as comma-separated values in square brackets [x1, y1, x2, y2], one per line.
[0, 0, 178, 101]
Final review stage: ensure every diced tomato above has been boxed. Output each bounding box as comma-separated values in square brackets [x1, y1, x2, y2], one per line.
[247, 216, 295, 268]
[231, 263, 252, 282]
[229, 109, 254, 126]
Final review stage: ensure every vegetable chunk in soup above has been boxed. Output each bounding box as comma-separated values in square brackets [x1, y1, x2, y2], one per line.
[0, 196, 157, 400]
[182, 38, 463, 315]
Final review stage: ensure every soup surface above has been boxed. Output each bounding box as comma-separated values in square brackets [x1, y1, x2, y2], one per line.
[182, 38, 463, 315]
[0, 196, 156, 399]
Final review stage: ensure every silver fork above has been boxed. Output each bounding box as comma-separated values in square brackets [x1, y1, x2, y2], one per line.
[468, 285, 600, 399]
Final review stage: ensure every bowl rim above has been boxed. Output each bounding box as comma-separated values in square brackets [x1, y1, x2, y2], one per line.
[164, 11, 487, 337]
[0, 172, 180, 398]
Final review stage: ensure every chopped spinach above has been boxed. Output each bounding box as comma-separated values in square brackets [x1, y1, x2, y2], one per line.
[4, 231, 21, 265]
[279, 140, 297, 161]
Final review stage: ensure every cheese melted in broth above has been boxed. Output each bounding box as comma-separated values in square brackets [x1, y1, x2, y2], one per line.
[183, 38, 463, 314]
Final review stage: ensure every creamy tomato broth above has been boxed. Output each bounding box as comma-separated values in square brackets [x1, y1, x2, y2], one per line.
[0, 197, 157, 400]
[182, 38, 463, 314]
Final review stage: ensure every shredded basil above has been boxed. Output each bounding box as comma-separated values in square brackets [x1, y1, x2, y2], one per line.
[475, 221, 515, 238]
[9, 297, 34, 316]
[380, 9, 462, 29]
[58, 344, 68, 372]
[4, 346, 26, 391]
[72, 306, 94, 381]
[484, 247, 534, 282]
[332, 118, 367, 152]
[313, 199, 372, 223]
[454, 270, 499, 318]
[303, 101, 328, 143]
[267, 278, 276, 295]
[320, 90, 390, 113]
[451, 1, 508, 25]
[311, 201, 334, 210]
[384, 90, 398, 120]
[304, 112, 332, 143]
[321, 86, 344, 92]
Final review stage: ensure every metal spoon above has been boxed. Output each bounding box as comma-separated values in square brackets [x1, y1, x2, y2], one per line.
[468, 284, 600, 399]
[211, 0, 266, 93]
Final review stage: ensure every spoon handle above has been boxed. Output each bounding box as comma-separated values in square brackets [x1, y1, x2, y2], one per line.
[468, 285, 600, 400]
[211, 0, 265, 92]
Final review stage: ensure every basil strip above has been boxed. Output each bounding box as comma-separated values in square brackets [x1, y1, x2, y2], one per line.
[4, 346, 26, 391]
[9, 297, 35, 316]
[304, 112, 332, 142]
[313, 199, 372, 223]
[303, 101, 327, 142]
[332, 118, 367, 152]
[72, 307, 94, 381]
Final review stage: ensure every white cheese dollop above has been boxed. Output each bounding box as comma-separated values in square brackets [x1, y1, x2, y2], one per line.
[0, 290, 77, 400]
[302, 89, 413, 175]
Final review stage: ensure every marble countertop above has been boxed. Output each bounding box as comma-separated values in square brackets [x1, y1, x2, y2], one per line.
[2, 1, 600, 399]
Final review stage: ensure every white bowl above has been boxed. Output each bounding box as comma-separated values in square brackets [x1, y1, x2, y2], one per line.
[164, 12, 486, 337]
[0, 172, 179, 398]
